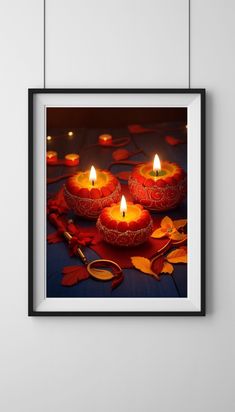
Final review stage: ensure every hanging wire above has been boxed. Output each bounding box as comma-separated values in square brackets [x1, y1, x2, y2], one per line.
[43, 0, 46, 88]
[188, 0, 191, 88]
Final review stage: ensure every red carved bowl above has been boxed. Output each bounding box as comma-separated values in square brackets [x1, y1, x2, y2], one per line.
[96, 203, 153, 247]
[128, 162, 187, 211]
[64, 170, 121, 219]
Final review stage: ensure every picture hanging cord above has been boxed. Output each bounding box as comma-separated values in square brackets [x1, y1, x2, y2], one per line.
[43, 0, 46, 88]
[43, 0, 191, 89]
[188, 0, 191, 88]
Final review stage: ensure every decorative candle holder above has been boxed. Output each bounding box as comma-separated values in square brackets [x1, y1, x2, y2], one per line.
[98, 134, 113, 146]
[128, 161, 187, 211]
[64, 169, 121, 219]
[64, 153, 80, 166]
[46, 151, 58, 165]
[97, 201, 153, 247]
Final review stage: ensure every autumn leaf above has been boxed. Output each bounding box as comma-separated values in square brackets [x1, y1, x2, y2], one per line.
[166, 247, 187, 264]
[131, 257, 156, 275]
[61, 266, 89, 286]
[151, 256, 164, 276]
[161, 261, 174, 274]
[173, 219, 187, 230]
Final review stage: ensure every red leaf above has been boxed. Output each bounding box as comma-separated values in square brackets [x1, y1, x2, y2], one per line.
[112, 149, 130, 161]
[165, 135, 184, 146]
[151, 256, 164, 275]
[112, 274, 124, 289]
[61, 266, 89, 286]
[128, 124, 156, 134]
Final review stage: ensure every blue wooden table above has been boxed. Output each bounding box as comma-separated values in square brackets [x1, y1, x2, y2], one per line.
[47, 122, 187, 298]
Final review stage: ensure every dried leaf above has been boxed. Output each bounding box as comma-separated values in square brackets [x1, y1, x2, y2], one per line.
[161, 216, 173, 229]
[161, 262, 174, 274]
[173, 219, 187, 230]
[151, 256, 164, 275]
[61, 266, 89, 286]
[166, 247, 187, 264]
[151, 227, 167, 238]
[131, 257, 155, 275]
[170, 231, 187, 241]
[88, 267, 114, 280]
[112, 274, 124, 289]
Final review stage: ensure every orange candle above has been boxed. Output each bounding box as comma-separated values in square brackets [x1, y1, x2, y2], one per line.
[97, 195, 153, 246]
[98, 134, 113, 146]
[64, 166, 121, 219]
[64, 153, 80, 166]
[128, 153, 187, 211]
[47, 151, 58, 165]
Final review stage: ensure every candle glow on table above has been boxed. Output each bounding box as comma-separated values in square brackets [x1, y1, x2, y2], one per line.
[64, 168, 121, 219]
[97, 197, 153, 247]
[46, 151, 58, 164]
[98, 134, 113, 146]
[64, 153, 80, 166]
[128, 153, 187, 211]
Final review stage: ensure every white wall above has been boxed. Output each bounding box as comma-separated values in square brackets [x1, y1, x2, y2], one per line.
[0, 1, 234, 411]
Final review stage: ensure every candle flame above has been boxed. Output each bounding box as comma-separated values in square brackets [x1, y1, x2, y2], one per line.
[68, 131, 74, 137]
[153, 153, 161, 172]
[120, 195, 127, 217]
[89, 165, 97, 184]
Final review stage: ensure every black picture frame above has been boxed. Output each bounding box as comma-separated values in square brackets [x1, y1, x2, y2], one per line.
[28, 88, 205, 316]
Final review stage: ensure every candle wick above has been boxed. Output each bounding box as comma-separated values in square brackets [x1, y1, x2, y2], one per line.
[155, 170, 158, 177]
[122, 211, 125, 218]
[92, 180, 94, 186]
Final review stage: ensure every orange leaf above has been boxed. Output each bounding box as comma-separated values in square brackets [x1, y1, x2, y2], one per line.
[161, 262, 174, 274]
[173, 219, 187, 230]
[172, 235, 187, 246]
[161, 216, 173, 230]
[131, 257, 155, 275]
[151, 227, 167, 238]
[170, 231, 186, 241]
[166, 247, 187, 264]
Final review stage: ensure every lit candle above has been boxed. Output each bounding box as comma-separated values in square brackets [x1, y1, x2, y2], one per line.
[47, 135, 52, 141]
[120, 195, 127, 218]
[89, 165, 97, 186]
[64, 169, 121, 219]
[46, 151, 58, 165]
[128, 156, 187, 211]
[64, 153, 80, 166]
[153, 153, 161, 177]
[68, 131, 74, 137]
[98, 134, 113, 146]
[97, 200, 153, 247]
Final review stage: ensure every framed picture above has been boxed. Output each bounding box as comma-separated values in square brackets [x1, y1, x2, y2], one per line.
[29, 88, 205, 316]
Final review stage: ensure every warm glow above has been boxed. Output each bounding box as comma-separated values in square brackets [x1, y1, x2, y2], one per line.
[89, 165, 97, 185]
[120, 195, 127, 217]
[68, 131, 74, 137]
[47, 135, 52, 141]
[153, 153, 161, 173]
